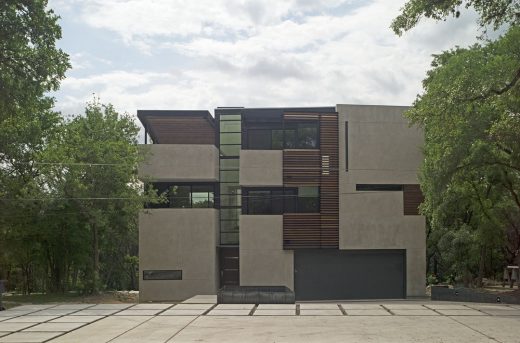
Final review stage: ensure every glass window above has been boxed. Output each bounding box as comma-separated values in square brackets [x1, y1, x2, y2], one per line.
[284, 129, 296, 149]
[297, 186, 319, 212]
[220, 170, 239, 182]
[220, 144, 240, 157]
[220, 121, 241, 132]
[220, 232, 239, 245]
[220, 133, 241, 145]
[272, 129, 284, 149]
[220, 114, 241, 121]
[297, 123, 318, 148]
[221, 209, 241, 220]
[220, 183, 240, 195]
[248, 190, 271, 214]
[247, 129, 271, 149]
[284, 188, 297, 213]
[220, 159, 239, 170]
[271, 190, 284, 214]
[192, 185, 213, 208]
[169, 185, 190, 208]
[220, 194, 241, 207]
[220, 220, 239, 232]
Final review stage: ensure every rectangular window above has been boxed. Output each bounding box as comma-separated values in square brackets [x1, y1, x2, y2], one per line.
[220, 133, 241, 145]
[220, 159, 239, 170]
[143, 270, 182, 280]
[247, 129, 272, 149]
[220, 121, 241, 132]
[243, 121, 319, 150]
[356, 184, 404, 191]
[220, 114, 241, 121]
[244, 187, 319, 214]
[147, 183, 215, 208]
[220, 144, 240, 157]
[297, 123, 318, 148]
[220, 170, 239, 183]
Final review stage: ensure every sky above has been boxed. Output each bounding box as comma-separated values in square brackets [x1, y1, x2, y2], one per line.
[48, 0, 484, 125]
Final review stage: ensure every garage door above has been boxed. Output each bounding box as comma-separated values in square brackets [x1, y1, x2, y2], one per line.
[294, 249, 406, 300]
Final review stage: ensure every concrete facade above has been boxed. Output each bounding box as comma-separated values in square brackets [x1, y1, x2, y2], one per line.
[337, 104, 426, 296]
[240, 150, 283, 186]
[139, 209, 219, 301]
[138, 144, 219, 182]
[239, 215, 294, 289]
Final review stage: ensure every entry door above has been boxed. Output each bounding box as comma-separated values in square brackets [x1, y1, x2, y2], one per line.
[219, 247, 239, 288]
[294, 249, 406, 300]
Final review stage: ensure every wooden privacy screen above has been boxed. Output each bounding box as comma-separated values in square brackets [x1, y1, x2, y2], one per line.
[146, 116, 215, 144]
[403, 184, 424, 215]
[283, 112, 339, 249]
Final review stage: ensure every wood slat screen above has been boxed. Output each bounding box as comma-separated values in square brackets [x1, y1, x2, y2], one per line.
[147, 116, 215, 144]
[403, 184, 424, 215]
[282, 112, 339, 249]
[283, 150, 321, 186]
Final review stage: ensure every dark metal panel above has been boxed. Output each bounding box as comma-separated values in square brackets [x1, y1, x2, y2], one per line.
[294, 250, 406, 300]
[219, 247, 239, 287]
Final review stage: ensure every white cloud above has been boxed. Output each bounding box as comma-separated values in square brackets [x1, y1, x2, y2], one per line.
[52, 0, 485, 123]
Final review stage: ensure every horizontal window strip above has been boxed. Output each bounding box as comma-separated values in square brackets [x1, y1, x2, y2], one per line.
[356, 184, 404, 191]
[143, 270, 182, 280]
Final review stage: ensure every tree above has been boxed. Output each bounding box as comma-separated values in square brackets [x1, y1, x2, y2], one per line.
[39, 101, 159, 293]
[0, 0, 70, 291]
[393, 1, 520, 285]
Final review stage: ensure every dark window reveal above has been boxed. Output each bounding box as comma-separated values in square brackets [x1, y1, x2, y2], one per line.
[356, 184, 404, 191]
[143, 270, 182, 280]
[244, 187, 319, 214]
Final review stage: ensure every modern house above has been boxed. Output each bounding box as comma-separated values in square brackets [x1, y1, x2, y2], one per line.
[137, 104, 426, 301]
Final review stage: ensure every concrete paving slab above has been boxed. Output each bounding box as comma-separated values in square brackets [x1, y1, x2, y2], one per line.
[71, 309, 119, 316]
[49, 316, 104, 323]
[474, 309, 520, 316]
[0, 311, 35, 317]
[256, 304, 296, 310]
[391, 309, 439, 316]
[508, 304, 520, 310]
[0, 318, 12, 323]
[465, 304, 517, 311]
[207, 309, 250, 316]
[160, 309, 206, 316]
[0, 333, 9, 338]
[23, 322, 85, 332]
[49, 316, 151, 343]
[110, 316, 196, 343]
[51, 304, 94, 310]
[0, 331, 63, 342]
[2, 316, 58, 323]
[383, 304, 426, 310]
[88, 304, 134, 310]
[114, 309, 162, 316]
[436, 309, 487, 316]
[214, 304, 254, 310]
[129, 303, 173, 310]
[341, 304, 383, 310]
[167, 315, 494, 342]
[299, 303, 340, 310]
[424, 304, 470, 310]
[0, 322, 38, 332]
[299, 309, 342, 316]
[7, 305, 55, 311]
[181, 295, 217, 304]
[454, 315, 520, 343]
[345, 309, 391, 316]
[172, 304, 214, 310]
[253, 309, 295, 316]
[27, 310, 76, 316]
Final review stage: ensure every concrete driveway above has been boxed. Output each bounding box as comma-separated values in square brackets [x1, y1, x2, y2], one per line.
[0, 297, 519, 342]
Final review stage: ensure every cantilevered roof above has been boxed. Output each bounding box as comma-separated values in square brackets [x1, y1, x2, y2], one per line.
[137, 110, 215, 144]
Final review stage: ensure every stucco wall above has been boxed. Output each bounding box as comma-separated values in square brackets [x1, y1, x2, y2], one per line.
[239, 215, 294, 289]
[336, 104, 426, 297]
[139, 208, 219, 301]
[138, 144, 219, 182]
[240, 150, 283, 186]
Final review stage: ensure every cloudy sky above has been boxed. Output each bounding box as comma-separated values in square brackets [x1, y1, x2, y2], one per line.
[48, 0, 484, 123]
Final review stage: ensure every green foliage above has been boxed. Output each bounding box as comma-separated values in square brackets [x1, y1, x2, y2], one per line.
[401, 24, 520, 284]
[391, 0, 520, 35]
